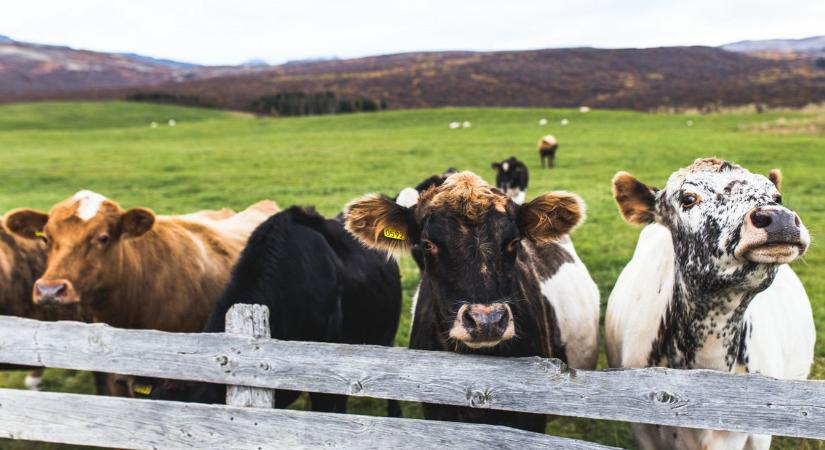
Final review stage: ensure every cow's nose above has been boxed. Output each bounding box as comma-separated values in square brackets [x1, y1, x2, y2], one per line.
[748, 207, 801, 244]
[33, 279, 74, 305]
[459, 303, 512, 340]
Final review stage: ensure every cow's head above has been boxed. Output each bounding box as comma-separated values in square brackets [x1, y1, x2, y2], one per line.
[614, 158, 808, 291]
[6, 190, 156, 306]
[347, 172, 583, 350]
[491, 157, 528, 204]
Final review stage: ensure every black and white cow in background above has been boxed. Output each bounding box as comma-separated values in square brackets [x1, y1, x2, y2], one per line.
[492, 156, 529, 204]
[346, 171, 599, 432]
[143, 206, 403, 416]
[606, 158, 814, 450]
[538, 135, 558, 168]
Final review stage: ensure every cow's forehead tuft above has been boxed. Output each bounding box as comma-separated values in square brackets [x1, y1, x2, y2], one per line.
[419, 171, 508, 219]
[71, 190, 108, 221]
[665, 158, 764, 192]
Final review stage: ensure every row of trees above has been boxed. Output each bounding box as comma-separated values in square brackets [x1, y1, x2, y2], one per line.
[250, 91, 387, 116]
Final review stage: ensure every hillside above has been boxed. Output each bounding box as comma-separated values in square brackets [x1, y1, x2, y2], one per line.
[0, 36, 270, 99]
[1, 35, 824, 111]
[722, 35, 825, 56]
[108, 46, 825, 111]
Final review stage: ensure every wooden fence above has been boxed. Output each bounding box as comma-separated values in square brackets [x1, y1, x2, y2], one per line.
[0, 304, 822, 449]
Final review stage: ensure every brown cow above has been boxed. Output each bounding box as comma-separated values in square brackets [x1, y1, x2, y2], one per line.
[6, 191, 277, 333]
[0, 213, 82, 390]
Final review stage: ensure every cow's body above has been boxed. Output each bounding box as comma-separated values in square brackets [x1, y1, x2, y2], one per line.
[6, 192, 277, 331]
[538, 135, 558, 168]
[146, 207, 402, 415]
[492, 157, 529, 204]
[606, 159, 813, 450]
[346, 172, 599, 432]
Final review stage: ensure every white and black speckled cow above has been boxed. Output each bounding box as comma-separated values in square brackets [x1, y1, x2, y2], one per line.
[606, 158, 814, 450]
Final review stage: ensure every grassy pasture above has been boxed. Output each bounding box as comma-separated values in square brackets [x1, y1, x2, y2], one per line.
[0, 101, 823, 449]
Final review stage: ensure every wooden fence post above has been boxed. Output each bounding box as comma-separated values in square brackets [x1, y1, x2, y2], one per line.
[225, 304, 275, 408]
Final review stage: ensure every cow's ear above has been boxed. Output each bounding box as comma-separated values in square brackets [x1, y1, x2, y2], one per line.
[4, 209, 49, 239]
[768, 169, 782, 191]
[120, 208, 155, 238]
[491, 162, 501, 170]
[345, 194, 415, 257]
[518, 192, 584, 243]
[613, 171, 658, 225]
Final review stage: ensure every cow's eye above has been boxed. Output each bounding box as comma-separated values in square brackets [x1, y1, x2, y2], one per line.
[421, 239, 438, 254]
[96, 234, 110, 245]
[40, 235, 50, 245]
[773, 194, 783, 205]
[680, 192, 700, 209]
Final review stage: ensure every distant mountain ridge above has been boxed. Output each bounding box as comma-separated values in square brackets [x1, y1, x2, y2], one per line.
[722, 35, 825, 55]
[1, 34, 824, 111]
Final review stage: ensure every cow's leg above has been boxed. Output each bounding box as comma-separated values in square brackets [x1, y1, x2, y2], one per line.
[24, 368, 44, 391]
[308, 392, 348, 413]
[540, 153, 546, 168]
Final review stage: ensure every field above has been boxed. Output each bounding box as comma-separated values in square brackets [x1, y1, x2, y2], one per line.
[0, 101, 823, 449]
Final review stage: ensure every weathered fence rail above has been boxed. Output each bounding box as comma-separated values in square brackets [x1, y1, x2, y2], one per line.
[0, 305, 822, 449]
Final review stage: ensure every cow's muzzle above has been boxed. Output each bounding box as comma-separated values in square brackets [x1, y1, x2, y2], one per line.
[449, 303, 515, 349]
[736, 206, 809, 264]
[33, 278, 80, 305]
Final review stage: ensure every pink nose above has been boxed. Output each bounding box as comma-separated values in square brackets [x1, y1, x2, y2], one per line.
[458, 303, 513, 341]
[33, 279, 77, 305]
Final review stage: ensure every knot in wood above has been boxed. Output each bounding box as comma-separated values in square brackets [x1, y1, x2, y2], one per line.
[466, 389, 492, 408]
[649, 390, 679, 405]
[349, 380, 364, 394]
[216, 355, 230, 367]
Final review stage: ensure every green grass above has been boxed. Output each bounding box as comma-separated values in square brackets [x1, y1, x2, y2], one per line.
[0, 100, 823, 449]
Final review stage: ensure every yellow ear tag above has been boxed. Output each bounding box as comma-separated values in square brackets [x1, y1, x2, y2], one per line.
[383, 227, 406, 241]
[34, 231, 45, 237]
[133, 384, 153, 396]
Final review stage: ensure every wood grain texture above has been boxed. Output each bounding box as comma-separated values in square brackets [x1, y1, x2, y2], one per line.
[0, 315, 822, 439]
[225, 304, 275, 408]
[0, 388, 615, 450]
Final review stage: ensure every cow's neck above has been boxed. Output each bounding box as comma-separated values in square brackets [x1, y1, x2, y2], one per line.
[652, 265, 775, 371]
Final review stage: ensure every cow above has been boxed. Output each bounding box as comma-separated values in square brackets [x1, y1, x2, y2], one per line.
[606, 158, 814, 450]
[140, 206, 403, 416]
[492, 156, 529, 204]
[5, 191, 278, 395]
[345, 171, 599, 432]
[0, 212, 83, 391]
[538, 135, 558, 168]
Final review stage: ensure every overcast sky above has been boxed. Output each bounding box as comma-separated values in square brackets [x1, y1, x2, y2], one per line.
[2, 0, 823, 66]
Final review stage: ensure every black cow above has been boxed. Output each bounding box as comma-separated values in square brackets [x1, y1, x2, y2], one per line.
[491, 156, 529, 204]
[346, 171, 592, 432]
[141, 206, 402, 416]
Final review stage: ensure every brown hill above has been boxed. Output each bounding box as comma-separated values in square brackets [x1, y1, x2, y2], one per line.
[2, 41, 823, 111]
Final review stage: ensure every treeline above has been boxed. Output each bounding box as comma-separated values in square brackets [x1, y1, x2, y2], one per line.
[126, 91, 215, 108]
[250, 91, 387, 116]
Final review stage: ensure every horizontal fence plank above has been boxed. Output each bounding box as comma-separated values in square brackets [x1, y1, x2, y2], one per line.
[0, 316, 823, 439]
[0, 388, 614, 450]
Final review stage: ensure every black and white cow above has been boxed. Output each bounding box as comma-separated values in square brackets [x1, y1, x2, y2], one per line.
[143, 206, 403, 416]
[606, 158, 814, 450]
[538, 135, 558, 168]
[346, 171, 599, 432]
[492, 157, 529, 204]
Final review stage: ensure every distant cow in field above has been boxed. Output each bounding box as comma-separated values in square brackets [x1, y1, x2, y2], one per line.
[606, 158, 813, 450]
[346, 171, 599, 432]
[6, 191, 277, 394]
[492, 156, 529, 204]
[538, 135, 558, 168]
[143, 206, 403, 415]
